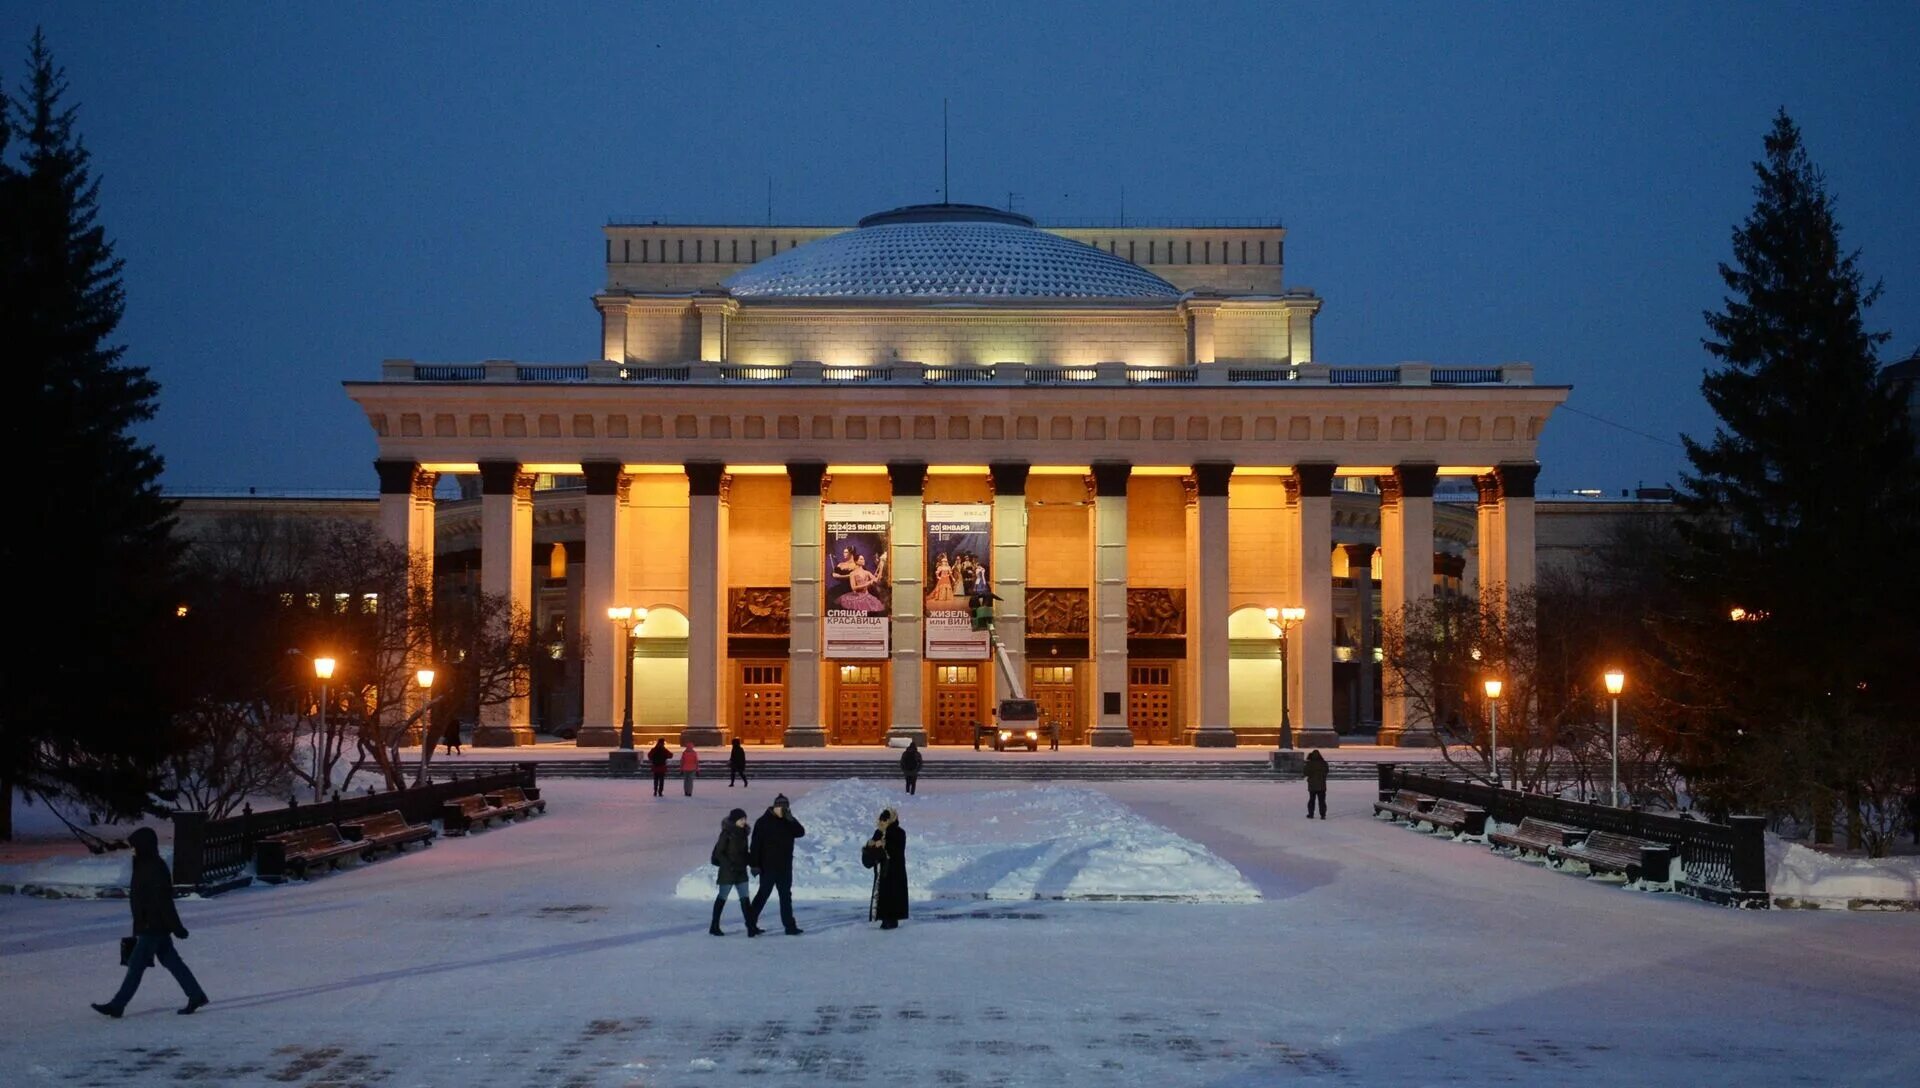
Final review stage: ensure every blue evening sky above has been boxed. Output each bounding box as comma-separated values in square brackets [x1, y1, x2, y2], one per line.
[7, 3, 1917, 494]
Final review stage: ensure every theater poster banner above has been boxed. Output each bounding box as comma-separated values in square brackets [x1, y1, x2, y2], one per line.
[924, 503, 991, 661]
[823, 503, 891, 659]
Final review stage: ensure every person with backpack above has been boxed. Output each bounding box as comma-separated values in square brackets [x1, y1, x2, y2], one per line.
[92, 828, 209, 1017]
[728, 738, 749, 787]
[647, 739, 671, 797]
[710, 809, 758, 937]
[900, 738, 922, 796]
[1304, 749, 1329, 819]
[748, 793, 806, 935]
[679, 742, 700, 797]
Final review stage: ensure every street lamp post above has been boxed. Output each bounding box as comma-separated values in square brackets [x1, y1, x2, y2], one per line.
[1483, 677, 1503, 786]
[1269, 606, 1306, 750]
[1604, 668, 1625, 806]
[416, 667, 435, 751]
[606, 607, 647, 768]
[313, 656, 336, 793]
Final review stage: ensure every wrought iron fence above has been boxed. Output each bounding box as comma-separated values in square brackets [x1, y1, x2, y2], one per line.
[171, 765, 537, 893]
[1381, 765, 1768, 907]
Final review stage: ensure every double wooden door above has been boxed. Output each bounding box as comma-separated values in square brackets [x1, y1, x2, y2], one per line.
[734, 661, 787, 744]
[832, 664, 887, 745]
[1128, 663, 1177, 745]
[1029, 664, 1080, 744]
[931, 664, 982, 745]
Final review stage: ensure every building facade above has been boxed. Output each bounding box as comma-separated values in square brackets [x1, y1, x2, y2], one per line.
[346, 204, 1568, 748]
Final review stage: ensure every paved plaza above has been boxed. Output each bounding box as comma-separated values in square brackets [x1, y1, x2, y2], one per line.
[4, 778, 1915, 1086]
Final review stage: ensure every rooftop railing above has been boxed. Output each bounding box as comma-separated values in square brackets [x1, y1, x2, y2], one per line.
[380, 359, 1536, 388]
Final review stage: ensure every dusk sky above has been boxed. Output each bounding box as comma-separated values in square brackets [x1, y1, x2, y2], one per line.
[8, 3, 1918, 494]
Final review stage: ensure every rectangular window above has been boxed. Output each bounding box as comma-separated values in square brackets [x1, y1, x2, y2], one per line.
[1128, 240, 1136, 262]
[1203, 241, 1210, 264]
[1240, 240, 1247, 264]
[677, 239, 684, 262]
[1259, 241, 1267, 265]
[641, 239, 649, 262]
[695, 239, 703, 263]
[751, 239, 759, 261]
[1185, 240, 1192, 264]
[730, 239, 738, 262]
[622, 239, 630, 262]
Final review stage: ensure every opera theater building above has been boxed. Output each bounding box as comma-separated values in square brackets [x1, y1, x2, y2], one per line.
[346, 203, 1566, 749]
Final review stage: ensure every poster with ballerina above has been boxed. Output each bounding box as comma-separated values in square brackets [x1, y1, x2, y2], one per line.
[924, 503, 991, 660]
[823, 503, 891, 659]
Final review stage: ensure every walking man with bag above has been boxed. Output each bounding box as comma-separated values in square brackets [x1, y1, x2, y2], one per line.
[728, 738, 749, 787]
[748, 793, 806, 936]
[93, 828, 209, 1017]
[1304, 749, 1329, 819]
[900, 738, 922, 796]
[647, 739, 671, 797]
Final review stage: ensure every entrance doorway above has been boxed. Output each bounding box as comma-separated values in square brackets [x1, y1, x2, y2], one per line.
[931, 664, 982, 745]
[1128, 663, 1177, 744]
[832, 663, 887, 744]
[734, 661, 787, 744]
[1029, 663, 1080, 744]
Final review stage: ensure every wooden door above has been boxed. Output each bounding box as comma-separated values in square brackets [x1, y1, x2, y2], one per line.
[932, 664, 982, 745]
[832, 664, 887, 745]
[1029, 664, 1080, 744]
[734, 661, 787, 744]
[1128, 664, 1176, 745]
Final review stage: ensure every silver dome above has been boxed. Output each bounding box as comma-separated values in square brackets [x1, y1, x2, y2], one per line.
[724, 204, 1181, 301]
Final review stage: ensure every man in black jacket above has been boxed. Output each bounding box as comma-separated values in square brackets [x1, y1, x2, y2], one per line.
[93, 827, 210, 1017]
[748, 794, 806, 935]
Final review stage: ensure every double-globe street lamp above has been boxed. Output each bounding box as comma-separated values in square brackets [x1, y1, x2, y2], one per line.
[1604, 668, 1626, 807]
[1267, 606, 1307, 750]
[1483, 677, 1503, 786]
[607, 606, 649, 753]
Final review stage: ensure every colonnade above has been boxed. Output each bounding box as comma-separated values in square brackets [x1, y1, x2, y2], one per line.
[375, 458, 1540, 747]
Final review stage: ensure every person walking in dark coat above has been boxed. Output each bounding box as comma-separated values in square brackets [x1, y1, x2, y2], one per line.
[93, 828, 209, 1017]
[728, 739, 749, 787]
[861, 809, 910, 929]
[647, 739, 671, 797]
[748, 793, 806, 935]
[710, 809, 758, 936]
[1047, 718, 1060, 751]
[1304, 749, 1329, 819]
[443, 715, 462, 757]
[900, 739, 922, 796]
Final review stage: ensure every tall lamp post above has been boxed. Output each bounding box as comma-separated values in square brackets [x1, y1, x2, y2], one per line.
[1483, 677, 1503, 786]
[607, 606, 647, 751]
[416, 667, 436, 751]
[1269, 606, 1306, 750]
[312, 656, 336, 794]
[1604, 668, 1625, 806]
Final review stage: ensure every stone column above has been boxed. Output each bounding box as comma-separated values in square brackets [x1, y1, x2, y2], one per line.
[682, 461, 727, 746]
[1290, 463, 1338, 747]
[690, 294, 738, 363]
[1089, 462, 1134, 747]
[476, 461, 534, 747]
[1343, 542, 1378, 735]
[989, 462, 1030, 712]
[1182, 297, 1222, 364]
[1378, 463, 1438, 746]
[887, 462, 928, 745]
[1496, 462, 1540, 597]
[577, 461, 630, 747]
[1189, 463, 1235, 747]
[375, 460, 437, 742]
[1474, 472, 1506, 599]
[784, 463, 828, 746]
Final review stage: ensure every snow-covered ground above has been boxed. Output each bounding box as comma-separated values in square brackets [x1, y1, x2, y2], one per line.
[672, 780, 1258, 903]
[4, 779, 1918, 1086]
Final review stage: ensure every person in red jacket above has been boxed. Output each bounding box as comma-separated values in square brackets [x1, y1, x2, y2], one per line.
[679, 743, 699, 797]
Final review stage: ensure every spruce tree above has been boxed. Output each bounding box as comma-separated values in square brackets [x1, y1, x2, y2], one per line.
[1663, 111, 1920, 834]
[0, 31, 177, 840]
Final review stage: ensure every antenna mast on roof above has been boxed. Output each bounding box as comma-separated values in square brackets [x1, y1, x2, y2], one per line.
[766, 176, 773, 226]
[942, 98, 950, 204]
[1119, 185, 1126, 227]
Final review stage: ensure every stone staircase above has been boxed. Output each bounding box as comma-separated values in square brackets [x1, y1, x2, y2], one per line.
[361, 755, 1385, 782]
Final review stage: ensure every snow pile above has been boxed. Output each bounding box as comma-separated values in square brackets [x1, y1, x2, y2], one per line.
[1766, 834, 1920, 906]
[0, 851, 147, 897]
[674, 779, 1258, 903]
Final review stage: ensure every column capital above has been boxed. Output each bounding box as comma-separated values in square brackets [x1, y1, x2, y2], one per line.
[887, 461, 928, 497]
[1294, 462, 1336, 498]
[375, 458, 420, 494]
[1495, 462, 1541, 499]
[988, 461, 1030, 496]
[786, 461, 827, 497]
[478, 460, 532, 497]
[1473, 472, 1503, 506]
[1392, 462, 1439, 499]
[582, 461, 625, 496]
[1192, 461, 1234, 497]
[685, 461, 727, 496]
[1342, 542, 1376, 568]
[1091, 461, 1132, 497]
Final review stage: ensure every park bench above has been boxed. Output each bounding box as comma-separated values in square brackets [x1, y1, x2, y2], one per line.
[1489, 818, 1588, 861]
[1552, 830, 1676, 889]
[255, 823, 367, 880]
[440, 793, 511, 836]
[483, 786, 547, 819]
[1415, 799, 1490, 840]
[339, 810, 436, 854]
[1372, 789, 1435, 823]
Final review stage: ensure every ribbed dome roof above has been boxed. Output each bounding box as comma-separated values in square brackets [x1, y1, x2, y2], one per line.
[724, 204, 1180, 301]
